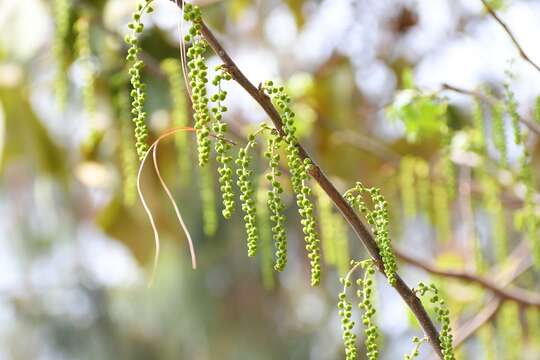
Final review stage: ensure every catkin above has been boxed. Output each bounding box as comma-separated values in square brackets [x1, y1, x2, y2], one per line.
[161, 58, 190, 186]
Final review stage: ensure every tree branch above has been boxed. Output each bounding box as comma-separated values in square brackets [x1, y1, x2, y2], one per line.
[480, 0, 540, 73]
[395, 247, 540, 308]
[441, 83, 540, 136]
[168, 1, 444, 357]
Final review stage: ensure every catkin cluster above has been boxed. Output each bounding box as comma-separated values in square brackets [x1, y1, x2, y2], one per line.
[236, 134, 259, 256]
[264, 133, 287, 271]
[416, 283, 455, 360]
[262, 81, 321, 286]
[183, 4, 212, 167]
[125, 0, 154, 160]
[338, 260, 379, 360]
[345, 182, 397, 286]
[212, 66, 235, 218]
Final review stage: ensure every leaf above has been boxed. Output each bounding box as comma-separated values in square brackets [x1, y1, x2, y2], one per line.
[387, 90, 448, 142]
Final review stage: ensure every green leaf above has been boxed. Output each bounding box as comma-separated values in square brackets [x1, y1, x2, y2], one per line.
[387, 90, 447, 142]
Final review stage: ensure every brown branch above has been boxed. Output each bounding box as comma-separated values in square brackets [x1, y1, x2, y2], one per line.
[441, 83, 540, 136]
[480, 0, 540, 73]
[168, 1, 444, 357]
[395, 247, 540, 308]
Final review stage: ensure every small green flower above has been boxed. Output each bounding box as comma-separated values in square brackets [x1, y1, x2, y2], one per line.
[403, 336, 427, 360]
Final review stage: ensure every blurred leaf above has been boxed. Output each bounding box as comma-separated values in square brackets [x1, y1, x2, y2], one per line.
[387, 90, 447, 143]
[227, 0, 252, 22]
[284, 0, 304, 27]
[0, 86, 67, 178]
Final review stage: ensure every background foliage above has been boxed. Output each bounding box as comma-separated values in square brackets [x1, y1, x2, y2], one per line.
[1, 0, 540, 359]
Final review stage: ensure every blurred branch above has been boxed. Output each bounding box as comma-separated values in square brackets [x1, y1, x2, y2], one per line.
[431, 242, 532, 357]
[331, 130, 401, 165]
[169, 1, 445, 357]
[480, 0, 540, 73]
[395, 243, 540, 308]
[441, 83, 540, 136]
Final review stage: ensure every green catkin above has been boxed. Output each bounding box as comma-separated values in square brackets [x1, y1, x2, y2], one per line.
[334, 216, 351, 276]
[519, 150, 540, 267]
[75, 13, 96, 123]
[345, 183, 397, 286]
[117, 91, 137, 206]
[355, 261, 378, 360]
[399, 156, 417, 218]
[498, 302, 522, 360]
[432, 181, 451, 243]
[442, 126, 456, 200]
[236, 134, 258, 257]
[256, 182, 274, 289]
[481, 172, 507, 262]
[414, 159, 430, 217]
[504, 80, 522, 145]
[472, 98, 487, 154]
[416, 283, 455, 360]
[183, 4, 212, 167]
[264, 133, 287, 271]
[315, 185, 351, 275]
[262, 81, 321, 285]
[315, 184, 337, 266]
[200, 163, 218, 236]
[212, 66, 235, 218]
[124, 0, 154, 160]
[160, 58, 190, 185]
[492, 101, 508, 168]
[404, 336, 427, 360]
[53, 0, 70, 109]
[338, 267, 358, 360]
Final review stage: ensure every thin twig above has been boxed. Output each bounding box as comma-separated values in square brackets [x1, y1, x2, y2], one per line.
[441, 83, 540, 136]
[480, 0, 540, 73]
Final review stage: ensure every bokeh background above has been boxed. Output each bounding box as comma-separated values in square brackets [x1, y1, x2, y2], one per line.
[1, 0, 540, 359]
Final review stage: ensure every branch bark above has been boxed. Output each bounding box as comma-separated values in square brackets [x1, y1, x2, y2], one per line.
[169, 1, 445, 357]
